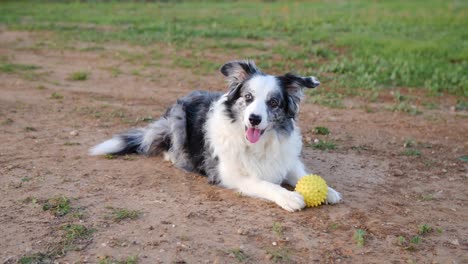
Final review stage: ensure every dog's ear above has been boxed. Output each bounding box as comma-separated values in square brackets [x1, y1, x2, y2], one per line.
[280, 73, 320, 118]
[220, 60, 260, 88]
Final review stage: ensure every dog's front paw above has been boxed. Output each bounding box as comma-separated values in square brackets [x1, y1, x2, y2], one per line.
[326, 187, 342, 204]
[275, 191, 306, 212]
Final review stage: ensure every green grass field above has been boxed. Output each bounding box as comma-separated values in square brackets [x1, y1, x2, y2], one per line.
[1, 0, 466, 97]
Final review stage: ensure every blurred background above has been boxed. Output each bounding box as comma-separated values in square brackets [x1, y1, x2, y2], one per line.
[1, 0, 466, 101]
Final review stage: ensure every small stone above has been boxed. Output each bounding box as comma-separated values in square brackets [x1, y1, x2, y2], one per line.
[442, 169, 448, 173]
[70, 130, 79, 136]
[237, 228, 247, 235]
[313, 138, 320, 143]
[393, 169, 405, 177]
[101, 243, 106, 247]
[265, 254, 272, 260]
[450, 239, 459, 245]
[272, 241, 277, 246]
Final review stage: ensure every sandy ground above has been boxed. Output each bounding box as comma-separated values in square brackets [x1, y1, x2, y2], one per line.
[0, 30, 467, 263]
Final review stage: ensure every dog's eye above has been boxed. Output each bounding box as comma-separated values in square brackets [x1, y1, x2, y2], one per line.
[244, 93, 253, 102]
[268, 98, 279, 108]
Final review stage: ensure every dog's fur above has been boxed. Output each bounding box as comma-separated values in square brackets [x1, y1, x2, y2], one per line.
[90, 60, 342, 211]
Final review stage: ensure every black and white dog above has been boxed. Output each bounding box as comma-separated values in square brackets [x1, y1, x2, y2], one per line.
[90, 60, 342, 211]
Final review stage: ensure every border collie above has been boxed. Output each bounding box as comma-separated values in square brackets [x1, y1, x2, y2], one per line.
[90, 60, 342, 211]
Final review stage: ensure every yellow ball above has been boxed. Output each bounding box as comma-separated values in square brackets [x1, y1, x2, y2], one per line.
[295, 174, 328, 207]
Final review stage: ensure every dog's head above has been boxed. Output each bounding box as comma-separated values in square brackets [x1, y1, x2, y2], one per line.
[221, 60, 319, 144]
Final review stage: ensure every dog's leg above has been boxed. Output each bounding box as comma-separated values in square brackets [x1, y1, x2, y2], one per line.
[236, 178, 306, 212]
[220, 168, 305, 212]
[285, 161, 342, 204]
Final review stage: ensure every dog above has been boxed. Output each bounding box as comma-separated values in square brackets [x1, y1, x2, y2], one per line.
[90, 60, 342, 211]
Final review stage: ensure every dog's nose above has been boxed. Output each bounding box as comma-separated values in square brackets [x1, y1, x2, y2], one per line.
[249, 114, 262, 126]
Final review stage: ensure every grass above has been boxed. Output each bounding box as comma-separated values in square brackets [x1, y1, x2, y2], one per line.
[107, 207, 141, 222]
[354, 229, 366, 247]
[19, 253, 53, 264]
[328, 223, 339, 231]
[228, 248, 249, 263]
[420, 194, 434, 201]
[309, 91, 344, 108]
[98, 255, 138, 264]
[0, 57, 41, 80]
[62, 223, 95, 246]
[64, 141, 80, 146]
[390, 92, 422, 115]
[50, 92, 63, 100]
[401, 149, 422, 157]
[266, 247, 292, 263]
[314, 126, 330, 135]
[42, 196, 71, 217]
[105, 154, 116, 159]
[0, 62, 39, 73]
[20, 223, 95, 262]
[272, 221, 283, 237]
[397, 224, 434, 251]
[418, 224, 432, 235]
[0, 1, 466, 96]
[69, 71, 88, 81]
[312, 140, 336, 151]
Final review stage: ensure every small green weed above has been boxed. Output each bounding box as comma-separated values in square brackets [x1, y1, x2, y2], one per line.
[421, 194, 433, 201]
[309, 92, 344, 108]
[2, 118, 14, 125]
[19, 253, 53, 264]
[312, 140, 336, 150]
[397, 235, 423, 251]
[455, 101, 468, 111]
[328, 223, 339, 231]
[108, 207, 141, 222]
[62, 223, 95, 244]
[354, 229, 366, 247]
[50, 92, 63, 100]
[69, 71, 88, 81]
[391, 102, 422, 115]
[0, 62, 40, 73]
[42, 196, 71, 216]
[401, 149, 421, 157]
[458, 155, 468, 162]
[64, 141, 80, 146]
[110, 67, 121, 77]
[423, 102, 439, 110]
[272, 222, 283, 237]
[105, 154, 116, 159]
[229, 248, 249, 262]
[24, 126, 37, 132]
[21, 177, 31, 182]
[397, 236, 406, 245]
[403, 139, 415, 148]
[266, 247, 291, 263]
[314, 126, 330, 135]
[98, 255, 138, 264]
[418, 224, 432, 235]
[410, 236, 422, 244]
[390, 92, 421, 115]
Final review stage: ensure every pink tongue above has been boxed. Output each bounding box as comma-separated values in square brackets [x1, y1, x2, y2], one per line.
[246, 128, 261, 143]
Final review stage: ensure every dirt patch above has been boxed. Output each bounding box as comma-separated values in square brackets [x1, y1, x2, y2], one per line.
[1, 31, 467, 263]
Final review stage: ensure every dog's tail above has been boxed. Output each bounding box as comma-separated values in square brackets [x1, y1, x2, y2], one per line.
[89, 118, 171, 156]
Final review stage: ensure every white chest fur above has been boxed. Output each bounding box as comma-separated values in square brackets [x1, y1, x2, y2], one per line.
[205, 98, 303, 184]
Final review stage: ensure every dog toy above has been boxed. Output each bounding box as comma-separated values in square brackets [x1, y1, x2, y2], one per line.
[295, 174, 328, 207]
